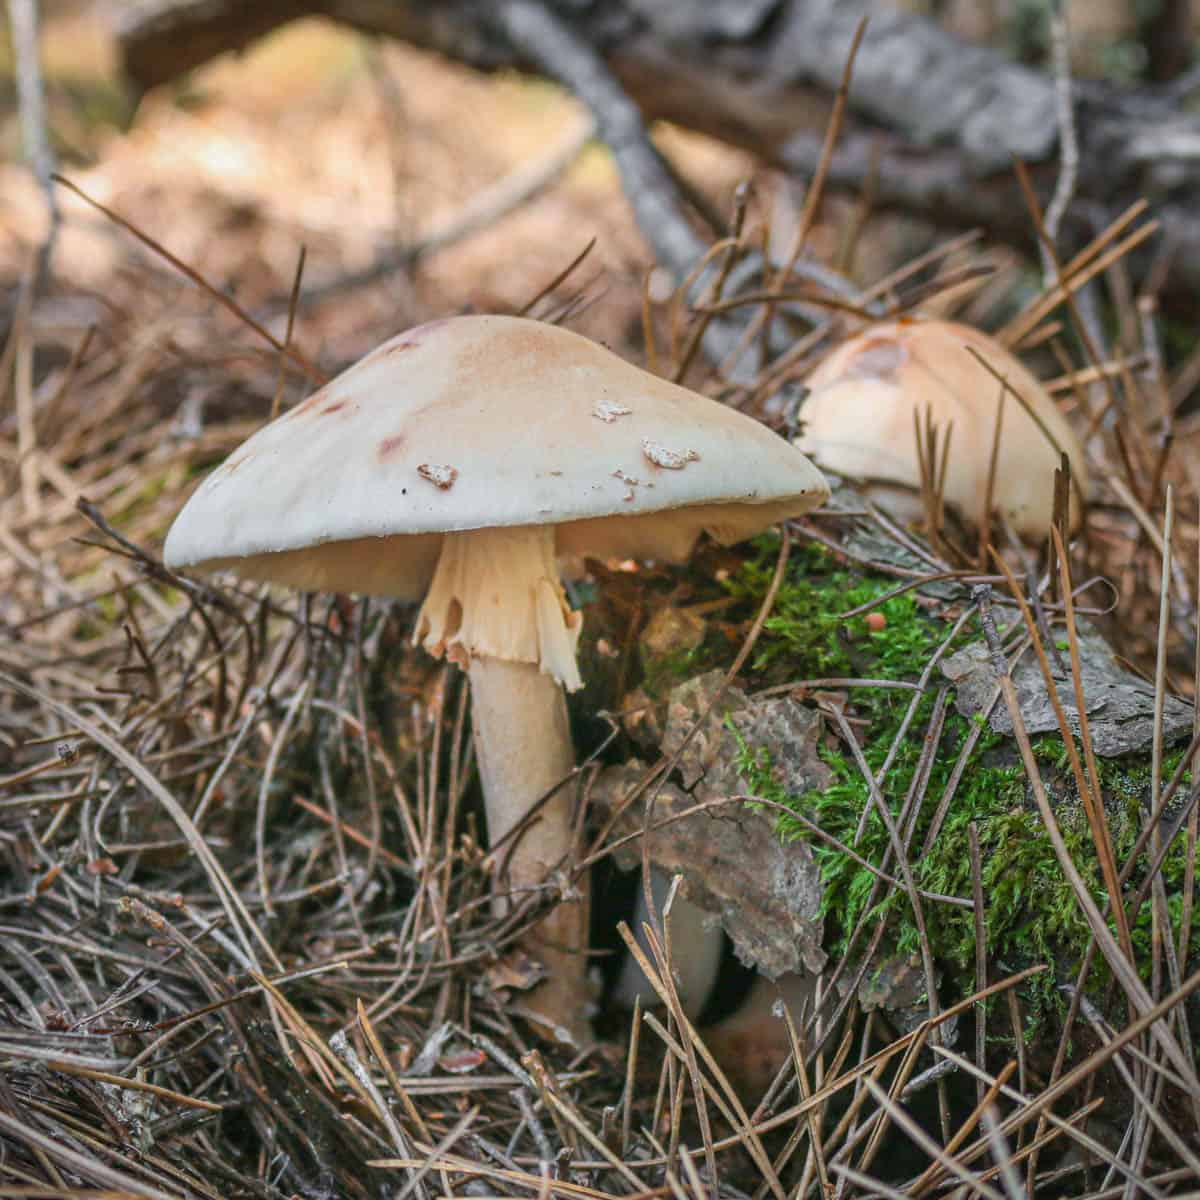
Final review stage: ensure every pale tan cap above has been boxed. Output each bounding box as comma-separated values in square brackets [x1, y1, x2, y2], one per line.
[165, 314, 831, 595]
[795, 319, 1087, 536]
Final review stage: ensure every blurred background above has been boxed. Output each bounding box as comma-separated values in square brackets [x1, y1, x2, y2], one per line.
[2, 0, 1195, 367]
[1, 0, 747, 356]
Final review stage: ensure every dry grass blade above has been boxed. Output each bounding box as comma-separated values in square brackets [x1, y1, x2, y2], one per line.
[393, 1106, 477, 1200]
[780, 1000, 831, 1197]
[713, 968, 1050, 1152]
[980, 1104, 1027, 1200]
[998, 200, 1157, 350]
[931, 1046, 1170, 1198]
[618, 923, 785, 1199]
[1049, 525, 1134, 959]
[671, 192, 752, 382]
[723, 16, 868, 385]
[1181, 508, 1200, 972]
[270, 243, 308, 418]
[517, 236, 598, 317]
[640, 898, 719, 1187]
[43, 1059, 223, 1112]
[255, 679, 311, 919]
[1069, 989, 1200, 1180]
[860, 1075, 1006, 1200]
[978, 382, 1006, 568]
[13, 271, 39, 518]
[618, 993, 641, 1158]
[909, 1061, 1018, 1198]
[540, 1088, 646, 1191]
[966, 344, 1087, 521]
[856, 1025, 934, 1172]
[775, 17, 869, 284]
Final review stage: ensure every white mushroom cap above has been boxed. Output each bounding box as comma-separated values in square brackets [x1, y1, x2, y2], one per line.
[165, 314, 830, 596]
[795, 319, 1088, 537]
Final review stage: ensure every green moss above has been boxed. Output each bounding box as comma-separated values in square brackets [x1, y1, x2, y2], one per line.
[725, 540, 914, 679]
[725, 534, 1198, 1030]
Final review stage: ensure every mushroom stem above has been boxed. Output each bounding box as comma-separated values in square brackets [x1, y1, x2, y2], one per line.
[468, 656, 591, 1042]
[614, 868, 724, 1019]
[413, 525, 592, 1041]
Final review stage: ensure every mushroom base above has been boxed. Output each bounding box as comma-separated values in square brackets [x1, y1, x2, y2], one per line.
[702, 973, 819, 1097]
[468, 656, 592, 1045]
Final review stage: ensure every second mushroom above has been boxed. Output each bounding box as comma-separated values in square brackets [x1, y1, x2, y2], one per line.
[797, 318, 1089, 540]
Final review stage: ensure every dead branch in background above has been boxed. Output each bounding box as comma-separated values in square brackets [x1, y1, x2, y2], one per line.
[115, 0, 1200, 314]
[6, 0, 59, 285]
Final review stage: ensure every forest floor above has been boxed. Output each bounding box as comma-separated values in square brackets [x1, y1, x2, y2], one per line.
[3, 10, 1200, 1200]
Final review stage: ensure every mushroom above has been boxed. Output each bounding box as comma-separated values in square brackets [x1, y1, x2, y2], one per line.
[613, 867, 725, 1020]
[164, 314, 830, 1044]
[796, 318, 1089, 538]
[702, 973, 819, 1097]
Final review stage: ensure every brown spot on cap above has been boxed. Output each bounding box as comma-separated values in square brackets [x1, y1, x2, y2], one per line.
[378, 433, 406, 461]
[283, 386, 327, 420]
[321, 400, 348, 416]
[848, 338, 907, 380]
[385, 317, 451, 357]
